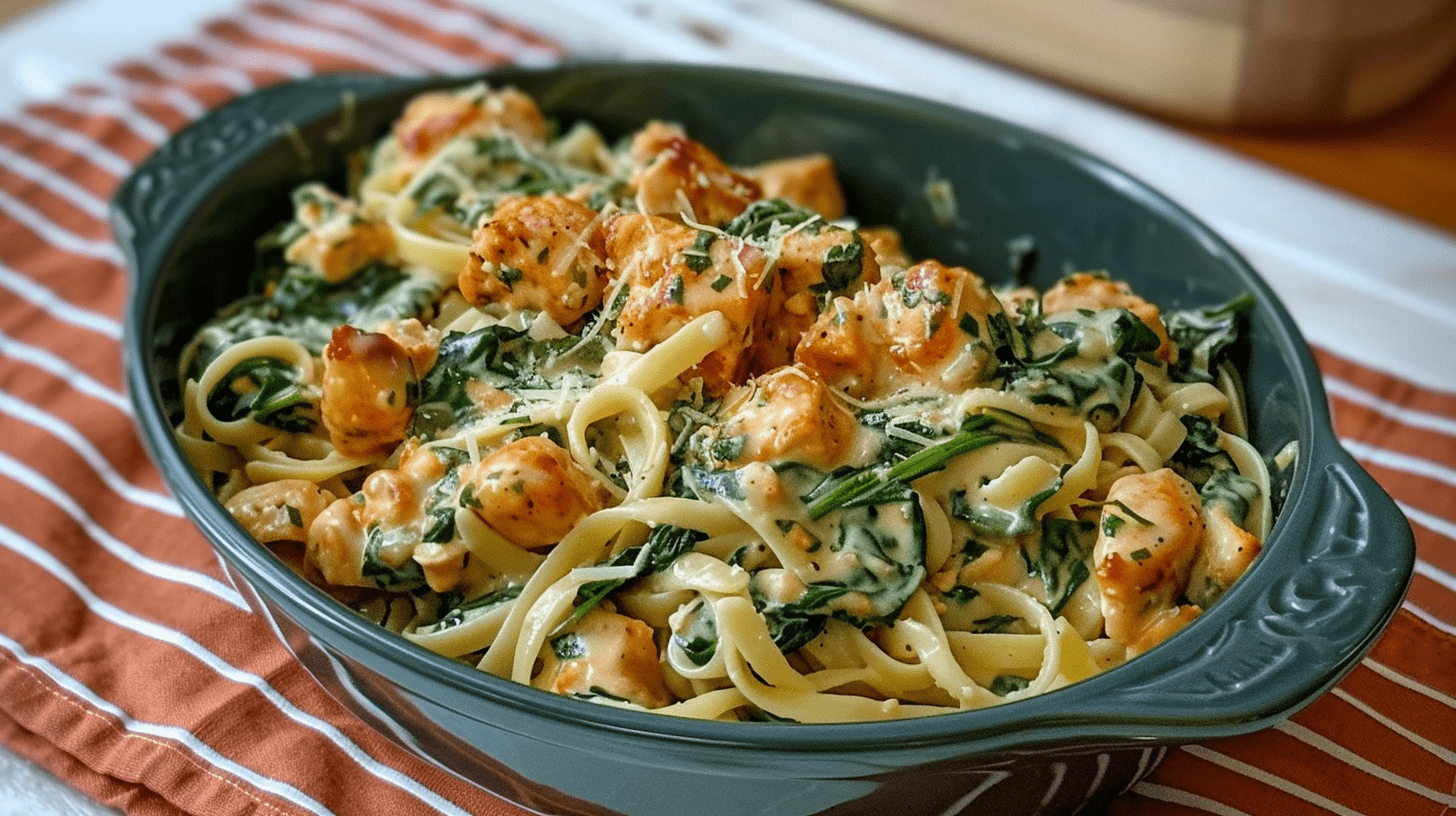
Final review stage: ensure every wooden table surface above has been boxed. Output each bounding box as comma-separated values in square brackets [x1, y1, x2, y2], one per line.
[1178, 59, 1456, 236]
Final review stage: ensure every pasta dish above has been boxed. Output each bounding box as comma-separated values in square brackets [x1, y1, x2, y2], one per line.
[176, 82, 1272, 722]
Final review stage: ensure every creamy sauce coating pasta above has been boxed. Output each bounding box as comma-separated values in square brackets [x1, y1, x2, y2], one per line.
[180, 82, 1276, 722]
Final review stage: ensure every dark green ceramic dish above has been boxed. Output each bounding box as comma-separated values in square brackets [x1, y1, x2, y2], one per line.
[118, 63, 1413, 816]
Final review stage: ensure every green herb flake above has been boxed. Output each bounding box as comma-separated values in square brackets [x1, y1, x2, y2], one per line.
[459, 484, 483, 509]
[497, 265, 523, 289]
[708, 434, 746, 463]
[1101, 513, 1125, 538]
[551, 633, 587, 660]
[683, 230, 718, 272]
[989, 674, 1031, 697]
[819, 238, 863, 293]
[958, 312, 981, 338]
[1129, 547, 1152, 562]
[711, 274, 733, 292]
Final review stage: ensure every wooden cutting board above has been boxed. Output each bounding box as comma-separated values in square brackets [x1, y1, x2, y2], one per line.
[831, 0, 1456, 128]
[832, 0, 1456, 235]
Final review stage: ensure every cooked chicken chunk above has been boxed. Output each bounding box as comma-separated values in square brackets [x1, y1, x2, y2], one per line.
[319, 320, 440, 458]
[458, 436, 605, 549]
[743, 153, 847, 220]
[283, 183, 394, 283]
[542, 607, 675, 709]
[796, 259, 1005, 398]
[1093, 468, 1205, 655]
[459, 193, 608, 326]
[714, 364, 857, 469]
[628, 121, 760, 227]
[606, 213, 770, 394]
[390, 84, 548, 180]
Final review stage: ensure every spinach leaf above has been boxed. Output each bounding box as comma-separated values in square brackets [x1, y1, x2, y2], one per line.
[271, 262, 439, 328]
[947, 463, 1064, 539]
[1171, 414, 1236, 486]
[999, 306, 1159, 426]
[186, 263, 440, 381]
[803, 411, 1035, 520]
[857, 409, 942, 461]
[362, 526, 428, 592]
[1166, 293, 1255, 384]
[751, 581, 832, 654]
[1200, 468, 1259, 525]
[204, 357, 316, 433]
[755, 499, 927, 651]
[724, 199, 819, 240]
[561, 524, 707, 631]
[408, 325, 607, 438]
[670, 598, 718, 667]
[1026, 517, 1095, 616]
[421, 584, 522, 633]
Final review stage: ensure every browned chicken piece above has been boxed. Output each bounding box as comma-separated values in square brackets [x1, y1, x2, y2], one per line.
[882, 260, 1004, 373]
[457, 436, 606, 550]
[306, 443, 461, 592]
[544, 607, 675, 709]
[858, 225, 912, 270]
[743, 153, 847, 220]
[1042, 272, 1175, 363]
[714, 364, 857, 469]
[390, 84, 548, 179]
[606, 212, 770, 394]
[225, 479, 336, 544]
[628, 121, 761, 227]
[796, 259, 1006, 399]
[458, 194, 608, 326]
[1093, 468, 1205, 656]
[1188, 501, 1262, 608]
[320, 319, 440, 458]
[748, 225, 881, 374]
[283, 183, 395, 283]
[307, 499, 370, 589]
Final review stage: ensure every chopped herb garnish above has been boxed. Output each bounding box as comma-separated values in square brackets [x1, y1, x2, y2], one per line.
[497, 265, 523, 288]
[1100, 513, 1125, 538]
[990, 674, 1031, 696]
[459, 484, 482, 509]
[551, 632, 587, 660]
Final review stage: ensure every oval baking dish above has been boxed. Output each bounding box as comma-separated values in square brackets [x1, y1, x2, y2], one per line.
[117, 63, 1414, 816]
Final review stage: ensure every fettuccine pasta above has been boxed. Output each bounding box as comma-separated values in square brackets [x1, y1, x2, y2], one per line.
[178, 81, 1277, 723]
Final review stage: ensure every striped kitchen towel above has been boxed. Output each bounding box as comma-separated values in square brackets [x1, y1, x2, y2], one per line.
[0, 1, 1451, 814]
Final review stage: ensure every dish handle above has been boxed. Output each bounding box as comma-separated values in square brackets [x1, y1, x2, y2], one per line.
[111, 73, 421, 278]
